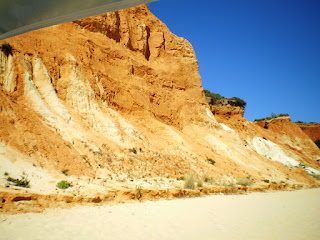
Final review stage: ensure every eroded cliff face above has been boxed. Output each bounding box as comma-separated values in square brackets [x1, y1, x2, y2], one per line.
[296, 123, 320, 142]
[0, 5, 320, 213]
[0, 5, 211, 175]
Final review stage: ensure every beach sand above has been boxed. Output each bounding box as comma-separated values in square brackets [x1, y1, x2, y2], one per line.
[1, 188, 319, 240]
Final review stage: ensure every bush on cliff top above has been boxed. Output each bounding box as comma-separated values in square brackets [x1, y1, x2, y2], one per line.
[254, 113, 289, 122]
[204, 89, 225, 100]
[229, 97, 247, 108]
[204, 89, 246, 108]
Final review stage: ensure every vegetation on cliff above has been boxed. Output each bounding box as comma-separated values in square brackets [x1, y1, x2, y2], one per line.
[6, 175, 30, 188]
[56, 180, 71, 189]
[295, 121, 317, 124]
[315, 139, 320, 149]
[254, 113, 289, 122]
[204, 89, 246, 108]
[204, 90, 224, 103]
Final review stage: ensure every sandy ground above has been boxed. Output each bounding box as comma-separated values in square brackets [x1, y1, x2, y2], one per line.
[0, 188, 319, 240]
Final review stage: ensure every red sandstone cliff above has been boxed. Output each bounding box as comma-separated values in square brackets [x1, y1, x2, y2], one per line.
[0, 5, 319, 213]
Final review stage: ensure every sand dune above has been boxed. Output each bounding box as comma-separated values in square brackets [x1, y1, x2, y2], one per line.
[1, 188, 319, 240]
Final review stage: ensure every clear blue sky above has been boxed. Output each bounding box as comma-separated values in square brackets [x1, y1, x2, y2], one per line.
[148, 0, 320, 122]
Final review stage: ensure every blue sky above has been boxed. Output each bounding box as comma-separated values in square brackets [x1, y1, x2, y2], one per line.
[148, 0, 320, 122]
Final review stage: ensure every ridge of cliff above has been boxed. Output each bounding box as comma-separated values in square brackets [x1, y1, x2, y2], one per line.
[0, 5, 319, 213]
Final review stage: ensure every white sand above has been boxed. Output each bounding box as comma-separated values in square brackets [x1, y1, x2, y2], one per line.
[1, 188, 320, 240]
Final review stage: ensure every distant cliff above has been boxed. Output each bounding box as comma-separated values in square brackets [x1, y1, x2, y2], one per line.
[296, 123, 320, 142]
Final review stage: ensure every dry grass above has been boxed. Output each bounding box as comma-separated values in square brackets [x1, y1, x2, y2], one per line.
[196, 178, 203, 187]
[135, 186, 142, 199]
[184, 174, 195, 189]
[236, 178, 253, 186]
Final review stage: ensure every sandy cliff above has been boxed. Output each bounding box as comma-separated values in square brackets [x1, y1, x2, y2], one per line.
[296, 123, 320, 142]
[0, 5, 319, 213]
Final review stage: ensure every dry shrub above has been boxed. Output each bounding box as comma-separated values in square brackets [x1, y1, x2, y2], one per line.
[184, 174, 195, 189]
[236, 178, 253, 186]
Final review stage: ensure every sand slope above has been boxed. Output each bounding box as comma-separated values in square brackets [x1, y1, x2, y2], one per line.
[1, 188, 319, 240]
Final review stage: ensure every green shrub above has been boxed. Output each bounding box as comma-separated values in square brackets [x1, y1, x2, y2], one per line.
[184, 174, 195, 189]
[229, 97, 247, 108]
[204, 90, 224, 105]
[129, 148, 137, 154]
[315, 139, 320, 149]
[254, 117, 270, 122]
[62, 169, 69, 176]
[7, 176, 30, 188]
[56, 180, 71, 189]
[204, 89, 246, 108]
[278, 113, 289, 117]
[262, 179, 270, 183]
[1, 43, 13, 57]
